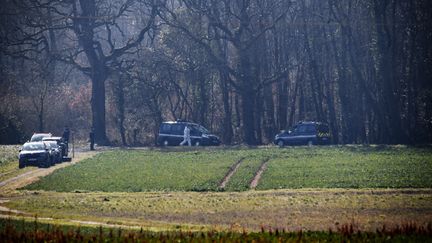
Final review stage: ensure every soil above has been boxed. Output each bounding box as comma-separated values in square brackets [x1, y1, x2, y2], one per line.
[249, 158, 269, 189]
[218, 158, 245, 189]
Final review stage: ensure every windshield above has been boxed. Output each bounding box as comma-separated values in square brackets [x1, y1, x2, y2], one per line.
[31, 134, 51, 142]
[43, 138, 61, 142]
[22, 143, 45, 151]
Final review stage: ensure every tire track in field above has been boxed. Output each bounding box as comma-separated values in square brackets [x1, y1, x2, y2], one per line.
[218, 157, 246, 190]
[249, 158, 270, 189]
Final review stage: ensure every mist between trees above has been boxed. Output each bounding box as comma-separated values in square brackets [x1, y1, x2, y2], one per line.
[1, 0, 431, 145]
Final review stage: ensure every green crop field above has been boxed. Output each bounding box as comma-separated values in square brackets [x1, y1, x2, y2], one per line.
[224, 155, 265, 191]
[24, 149, 250, 192]
[23, 146, 432, 192]
[257, 146, 432, 190]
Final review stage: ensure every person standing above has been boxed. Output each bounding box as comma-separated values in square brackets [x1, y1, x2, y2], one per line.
[89, 127, 95, 151]
[62, 126, 70, 143]
[180, 125, 191, 146]
[62, 126, 70, 153]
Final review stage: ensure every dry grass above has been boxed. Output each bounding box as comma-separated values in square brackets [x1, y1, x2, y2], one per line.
[5, 188, 432, 232]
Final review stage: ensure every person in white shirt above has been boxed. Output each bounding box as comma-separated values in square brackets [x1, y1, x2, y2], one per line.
[180, 125, 191, 146]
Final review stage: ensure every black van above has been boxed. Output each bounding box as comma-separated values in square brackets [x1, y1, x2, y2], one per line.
[274, 121, 331, 147]
[157, 121, 221, 146]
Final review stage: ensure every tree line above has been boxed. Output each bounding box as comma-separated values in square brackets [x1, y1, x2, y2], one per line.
[1, 0, 431, 145]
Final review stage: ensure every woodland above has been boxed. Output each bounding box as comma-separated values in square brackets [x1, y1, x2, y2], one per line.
[1, 0, 431, 145]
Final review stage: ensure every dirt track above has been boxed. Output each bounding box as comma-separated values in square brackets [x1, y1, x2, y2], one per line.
[249, 158, 269, 189]
[0, 151, 97, 193]
[218, 157, 245, 189]
[0, 150, 127, 229]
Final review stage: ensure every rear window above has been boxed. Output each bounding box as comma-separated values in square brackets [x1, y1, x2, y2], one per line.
[318, 124, 329, 133]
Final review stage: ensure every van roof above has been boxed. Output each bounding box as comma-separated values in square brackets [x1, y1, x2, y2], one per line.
[162, 121, 199, 126]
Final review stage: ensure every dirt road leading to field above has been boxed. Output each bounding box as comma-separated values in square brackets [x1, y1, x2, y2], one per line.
[0, 151, 97, 193]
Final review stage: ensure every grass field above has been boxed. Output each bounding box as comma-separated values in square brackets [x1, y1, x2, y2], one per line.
[3, 145, 432, 234]
[24, 149, 251, 192]
[5, 189, 432, 232]
[0, 145, 35, 182]
[224, 155, 265, 191]
[23, 146, 432, 192]
[258, 146, 432, 189]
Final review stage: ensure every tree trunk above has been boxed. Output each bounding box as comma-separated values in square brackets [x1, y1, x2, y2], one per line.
[239, 51, 257, 145]
[220, 69, 233, 144]
[116, 76, 127, 146]
[91, 67, 109, 145]
[373, 0, 404, 143]
[38, 97, 44, 132]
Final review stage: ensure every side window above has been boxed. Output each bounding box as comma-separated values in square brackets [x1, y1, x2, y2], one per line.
[160, 124, 171, 133]
[297, 125, 308, 133]
[305, 125, 316, 134]
[190, 125, 201, 136]
[172, 124, 184, 135]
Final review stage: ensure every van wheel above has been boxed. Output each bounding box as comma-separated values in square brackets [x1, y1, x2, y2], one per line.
[277, 140, 284, 148]
[163, 140, 169, 146]
[307, 140, 314, 146]
[194, 141, 200, 146]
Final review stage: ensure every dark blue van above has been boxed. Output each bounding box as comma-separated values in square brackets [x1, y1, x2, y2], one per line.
[274, 121, 331, 147]
[157, 121, 221, 146]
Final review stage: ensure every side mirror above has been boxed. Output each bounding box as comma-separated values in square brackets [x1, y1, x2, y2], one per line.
[19, 149, 22, 152]
[288, 130, 292, 134]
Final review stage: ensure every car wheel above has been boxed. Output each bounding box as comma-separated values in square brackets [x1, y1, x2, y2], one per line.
[194, 141, 200, 146]
[277, 140, 285, 148]
[39, 158, 49, 168]
[307, 140, 314, 146]
[163, 140, 169, 146]
[19, 160, 25, 169]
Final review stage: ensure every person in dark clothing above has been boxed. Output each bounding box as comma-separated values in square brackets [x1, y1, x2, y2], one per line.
[62, 126, 70, 143]
[62, 126, 70, 153]
[89, 127, 95, 151]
